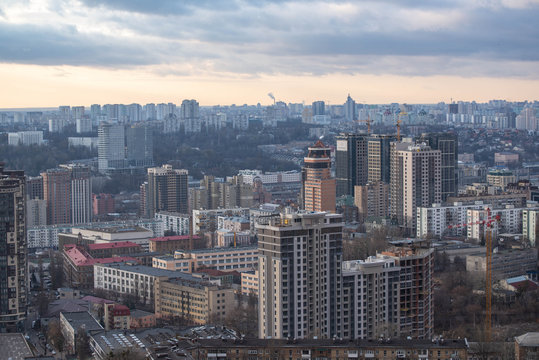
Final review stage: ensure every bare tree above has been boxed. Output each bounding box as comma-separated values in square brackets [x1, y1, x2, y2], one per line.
[47, 318, 65, 353]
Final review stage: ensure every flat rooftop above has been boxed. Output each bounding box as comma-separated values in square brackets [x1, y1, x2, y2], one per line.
[0, 333, 33, 360]
[60, 311, 103, 332]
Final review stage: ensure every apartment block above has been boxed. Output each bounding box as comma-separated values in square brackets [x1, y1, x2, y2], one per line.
[241, 270, 259, 297]
[155, 211, 190, 236]
[417, 202, 489, 239]
[354, 182, 389, 223]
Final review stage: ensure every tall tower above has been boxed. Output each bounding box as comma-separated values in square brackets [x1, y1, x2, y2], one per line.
[390, 142, 441, 235]
[98, 122, 126, 173]
[335, 133, 367, 197]
[257, 212, 343, 339]
[61, 164, 92, 225]
[126, 124, 154, 167]
[181, 99, 200, 133]
[0, 163, 27, 332]
[302, 140, 336, 213]
[344, 94, 356, 122]
[419, 133, 458, 202]
[312, 101, 325, 116]
[42, 168, 72, 225]
[147, 165, 189, 218]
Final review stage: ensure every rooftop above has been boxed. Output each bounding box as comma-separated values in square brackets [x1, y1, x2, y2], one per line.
[515, 332, 539, 346]
[150, 235, 200, 242]
[60, 311, 103, 332]
[97, 262, 198, 279]
[0, 333, 33, 360]
[175, 245, 258, 255]
[80, 295, 115, 305]
[130, 309, 154, 319]
[88, 241, 141, 250]
[64, 245, 138, 266]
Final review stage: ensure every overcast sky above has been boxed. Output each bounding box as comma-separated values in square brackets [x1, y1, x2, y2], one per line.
[1, 0, 538, 107]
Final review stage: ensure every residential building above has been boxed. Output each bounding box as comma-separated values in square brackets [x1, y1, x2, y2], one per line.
[42, 167, 72, 225]
[302, 140, 336, 212]
[419, 133, 458, 201]
[68, 136, 99, 150]
[76, 117, 92, 133]
[93, 262, 200, 306]
[241, 270, 259, 297]
[190, 175, 253, 210]
[487, 168, 517, 189]
[7, 131, 44, 146]
[336, 133, 368, 197]
[104, 304, 130, 330]
[60, 311, 102, 355]
[390, 142, 441, 236]
[0, 164, 27, 332]
[181, 99, 201, 133]
[92, 193, 115, 216]
[154, 277, 235, 324]
[144, 165, 188, 218]
[354, 182, 389, 223]
[98, 122, 126, 173]
[344, 94, 356, 121]
[26, 198, 47, 227]
[192, 207, 250, 234]
[466, 248, 537, 281]
[86, 241, 141, 258]
[515, 332, 539, 360]
[257, 211, 343, 339]
[26, 175, 43, 200]
[61, 164, 92, 224]
[466, 205, 537, 241]
[215, 229, 250, 247]
[126, 124, 154, 167]
[155, 211, 190, 235]
[523, 207, 539, 246]
[379, 247, 434, 339]
[312, 101, 325, 115]
[153, 245, 259, 273]
[341, 257, 401, 339]
[129, 309, 156, 329]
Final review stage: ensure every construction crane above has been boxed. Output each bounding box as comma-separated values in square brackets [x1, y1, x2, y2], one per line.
[396, 111, 407, 141]
[356, 115, 372, 134]
[447, 208, 500, 341]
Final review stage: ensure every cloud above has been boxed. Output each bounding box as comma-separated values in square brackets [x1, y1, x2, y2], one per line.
[0, 0, 537, 78]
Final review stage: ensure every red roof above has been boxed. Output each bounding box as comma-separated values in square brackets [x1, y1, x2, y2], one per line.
[150, 235, 200, 242]
[88, 241, 140, 250]
[64, 246, 137, 266]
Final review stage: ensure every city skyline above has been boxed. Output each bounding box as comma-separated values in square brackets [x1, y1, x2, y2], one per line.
[1, 0, 539, 107]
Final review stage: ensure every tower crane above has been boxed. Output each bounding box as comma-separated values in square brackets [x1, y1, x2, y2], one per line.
[396, 111, 407, 141]
[447, 208, 500, 341]
[356, 115, 372, 134]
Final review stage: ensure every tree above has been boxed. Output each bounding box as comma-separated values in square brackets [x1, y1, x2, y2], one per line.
[75, 327, 91, 360]
[47, 318, 65, 353]
[49, 251, 64, 289]
[104, 348, 146, 360]
[36, 291, 50, 316]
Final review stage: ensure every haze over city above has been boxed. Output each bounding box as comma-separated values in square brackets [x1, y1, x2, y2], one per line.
[1, 0, 539, 107]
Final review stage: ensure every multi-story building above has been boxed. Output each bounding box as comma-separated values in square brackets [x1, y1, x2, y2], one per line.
[336, 133, 368, 197]
[98, 122, 126, 173]
[192, 208, 250, 234]
[104, 304, 130, 330]
[42, 167, 72, 225]
[466, 204, 537, 241]
[7, 131, 44, 146]
[181, 99, 201, 133]
[144, 165, 188, 218]
[152, 245, 259, 273]
[302, 140, 336, 212]
[154, 276, 235, 324]
[419, 133, 458, 202]
[379, 247, 434, 339]
[354, 182, 389, 223]
[154, 211, 190, 235]
[341, 257, 401, 339]
[257, 211, 343, 339]
[60, 311, 103, 355]
[241, 270, 259, 297]
[215, 229, 250, 247]
[26, 198, 47, 227]
[126, 124, 153, 167]
[26, 175, 43, 200]
[523, 207, 539, 246]
[367, 134, 396, 184]
[515, 332, 539, 360]
[417, 202, 489, 239]
[76, 118, 92, 133]
[344, 94, 356, 122]
[59, 226, 154, 250]
[390, 142, 441, 235]
[148, 235, 202, 253]
[466, 248, 537, 281]
[92, 193, 115, 216]
[61, 164, 92, 225]
[86, 241, 141, 258]
[94, 262, 195, 306]
[190, 175, 253, 210]
[0, 164, 27, 332]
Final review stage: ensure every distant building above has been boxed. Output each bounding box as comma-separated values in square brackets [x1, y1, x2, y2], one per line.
[7, 130, 43, 146]
[344, 94, 356, 121]
[98, 122, 126, 173]
[515, 332, 539, 360]
[354, 182, 389, 223]
[148, 235, 202, 253]
[312, 100, 325, 116]
[302, 140, 336, 212]
[466, 248, 537, 281]
[76, 117, 92, 133]
[495, 152, 519, 167]
[126, 124, 154, 167]
[487, 169, 516, 189]
[154, 211, 190, 235]
[181, 99, 201, 133]
[144, 165, 188, 218]
[92, 193, 115, 216]
[26, 198, 47, 227]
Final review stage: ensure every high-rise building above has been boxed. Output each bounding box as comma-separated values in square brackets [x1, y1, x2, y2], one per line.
[0, 163, 27, 332]
[419, 133, 458, 202]
[367, 135, 396, 184]
[312, 101, 325, 116]
[344, 94, 356, 122]
[335, 133, 368, 197]
[143, 103, 156, 120]
[42, 168, 72, 225]
[257, 212, 343, 339]
[302, 140, 336, 213]
[354, 182, 390, 223]
[61, 164, 92, 225]
[390, 142, 441, 235]
[181, 99, 200, 133]
[145, 165, 189, 218]
[98, 123, 126, 173]
[76, 118, 92, 134]
[379, 247, 434, 339]
[90, 104, 101, 123]
[26, 176, 43, 200]
[72, 106, 85, 121]
[190, 175, 253, 210]
[26, 199, 47, 227]
[126, 124, 154, 167]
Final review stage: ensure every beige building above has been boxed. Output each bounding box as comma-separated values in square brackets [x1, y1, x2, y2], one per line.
[215, 229, 250, 247]
[144, 165, 188, 218]
[190, 175, 253, 210]
[487, 169, 516, 189]
[152, 245, 258, 273]
[154, 277, 235, 324]
[390, 142, 441, 235]
[523, 208, 539, 246]
[354, 182, 389, 223]
[241, 270, 259, 297]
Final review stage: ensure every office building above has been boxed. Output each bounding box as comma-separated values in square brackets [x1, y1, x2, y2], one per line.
[257, 212, 343, 339]
[336, 133, 368, 197]
[0, 164, 27, 332]
[419, 133, 458, 202]
[98, 122, 126, 173]
[144, 165, 189, 218]
[302, 140, 336, 213]
[390, 142, 441, 235]
[126, 124, 154, 167]
[380, 247, 434, 339]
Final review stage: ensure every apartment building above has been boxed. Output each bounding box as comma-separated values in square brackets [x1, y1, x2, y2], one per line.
[193, 208, 250, 234]
[302, 140, 336, 212]
[241, 270, 259, 297]
[154, 277, 235, 325]
[152, 245, 258, 273]
[417, 202, 489, 239]
[523, 208, 539, 246]
[341, 257, 401, 339]
[94, 262, 189, 306]
[466, 204, 538, 241]
[354, 182, 390, 223]
[215, 229, 250, 247]
[257, 211, 343, 339]
[154, 211, 190, 236]
[379, 247, 434, 339]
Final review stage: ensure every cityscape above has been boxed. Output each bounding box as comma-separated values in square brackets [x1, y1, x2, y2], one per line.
[1, 1, 539, 360]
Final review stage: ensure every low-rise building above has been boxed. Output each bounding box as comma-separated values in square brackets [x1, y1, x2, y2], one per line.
[515, 332, 539, 360]
[59, 311, 103, 355]
[129, 309, 156, 329]
[466, 248, 538, 281]
[86, 241, 141, 258]
[104, 304, 130, 330]
[59, 226, 154, 251]
[148, 234, 203, 253]
[152, 245, 259, 273]
[154, 277, 235, 325]
[154, 211, 190, 235]
[215, 229, 251, 247]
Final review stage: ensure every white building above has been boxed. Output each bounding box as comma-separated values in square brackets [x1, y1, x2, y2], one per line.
[98, 123, 126, 172]
[76, 118, 92, 133]
[68, 137, 98, 150]
[238, 169, 301, 185]
[49, 117, 67, 133]
[26, 199, 47, 227]
[8, 131, 44, 146]
[417, 202, 490, 238]
[155, 211, 190, 236]
[523, 207, 539, 246]
[466, 205, 537, 241]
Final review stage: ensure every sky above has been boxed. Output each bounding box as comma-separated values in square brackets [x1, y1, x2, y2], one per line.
[1, 0, 538, 107]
